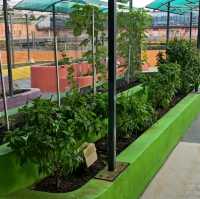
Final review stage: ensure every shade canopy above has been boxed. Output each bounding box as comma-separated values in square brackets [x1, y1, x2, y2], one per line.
[146, 0, 199, 14]
[14, 0, 108, 13]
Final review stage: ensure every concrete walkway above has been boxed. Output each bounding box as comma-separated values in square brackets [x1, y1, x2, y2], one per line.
[141, 114, 200, 199]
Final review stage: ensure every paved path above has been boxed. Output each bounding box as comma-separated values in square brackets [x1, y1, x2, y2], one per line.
[141, 114, 200, 199]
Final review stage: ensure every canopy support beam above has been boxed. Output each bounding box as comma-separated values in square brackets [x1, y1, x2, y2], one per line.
[108, 0, 117, 171]
[52, 5, 61, 106]
[197, 0, 200, 49]
[166, 1, 171, 44]
[189, 11, 193, 42]
[3, 0, 13, 96]
[127, 0, 133, 83]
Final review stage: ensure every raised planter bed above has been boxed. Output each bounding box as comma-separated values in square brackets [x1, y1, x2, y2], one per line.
[31, 65, 68, 93]
[31, 64, 128, 93]
[0, 88, 41, 112]
[0, 91, 200, 198]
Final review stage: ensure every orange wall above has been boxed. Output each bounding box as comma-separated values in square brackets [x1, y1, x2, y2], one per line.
[143, 50, 165, 67]
[1, 50, 83, 65]
[1, 49, 163, 67]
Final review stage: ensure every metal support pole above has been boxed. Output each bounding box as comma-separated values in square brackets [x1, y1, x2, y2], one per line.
[127, 0, 132, 83]
[197, 0, 200, 49]
[166, 2, 170, 44]
[189, 11, 193, 42]
[108, 0, 117, 171]
[52, 5, 61, 107]
[129, 0, 133, 9]
[9, 13, 15, 68]
[3, 0, 13, 96]
[0, 53, 10, 130]
[92, 7, 96, 94]
[25, 14, 30, 63]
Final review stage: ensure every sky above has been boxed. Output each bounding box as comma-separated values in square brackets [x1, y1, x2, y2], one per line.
[133, 0, 154, 8]
[1, 0, 155, 8]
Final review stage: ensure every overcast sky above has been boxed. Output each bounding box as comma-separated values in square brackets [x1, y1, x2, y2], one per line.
[2, 0, 154, 8]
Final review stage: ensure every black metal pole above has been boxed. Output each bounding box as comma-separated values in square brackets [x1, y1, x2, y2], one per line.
[129, 0, 133, 10]
[197, 0, 200, 49]
[108, 0, 117, 171]
[25, 14, 30, 63]
[127, 0, 132, 83]
[52, 5, 61, 106]
[189, 11, 193, 42]
[3, 0, 13, 96]
[166, 2, 170, 44]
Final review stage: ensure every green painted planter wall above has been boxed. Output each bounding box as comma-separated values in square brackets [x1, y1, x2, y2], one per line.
[2, 93, 200, 199]
[0, 145, 40, 196]
[0, 85, 143, 196]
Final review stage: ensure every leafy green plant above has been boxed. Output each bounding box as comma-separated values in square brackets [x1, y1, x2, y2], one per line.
[6, 99, 82, 189]
[156, 51, 166, 65]
[117, 94, 155, 137]
[58, 52, 71, 65]
[68, 4, 107, 79]
[61, 91, 108, 141]
[187, 51, 200, 92]
[117, 9, 152, 79]
[166, 39, 200, 94]
[143, 63, 181, 109]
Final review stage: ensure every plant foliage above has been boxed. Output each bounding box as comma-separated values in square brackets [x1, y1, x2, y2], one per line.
[117, 9, 152, 79]
[142, 63, 181, 109]
[166, 39, 200, 94]
[68, 5, 107, 77]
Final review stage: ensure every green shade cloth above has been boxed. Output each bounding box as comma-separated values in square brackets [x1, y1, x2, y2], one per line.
[14, 0, 107, 13]
[146, 0, 199, 14]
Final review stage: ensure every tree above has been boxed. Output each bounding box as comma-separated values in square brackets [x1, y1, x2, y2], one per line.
[68, 4, 107, 91]
[118, 8, 152, 80]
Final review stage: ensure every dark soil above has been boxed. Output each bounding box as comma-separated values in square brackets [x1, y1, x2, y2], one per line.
[116, 78, 140, 94]
[33, 93, 186, 193]
[33, 136, 136, 193]
[80, 78, 140, 94]
[157, 93, 185, 119]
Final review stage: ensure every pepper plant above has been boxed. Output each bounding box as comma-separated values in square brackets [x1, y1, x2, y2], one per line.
[167, 39, 200, 94]
[6, 99, 82, 189]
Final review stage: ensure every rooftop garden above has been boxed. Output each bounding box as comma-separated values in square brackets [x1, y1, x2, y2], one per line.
[0, 0, 200, 198]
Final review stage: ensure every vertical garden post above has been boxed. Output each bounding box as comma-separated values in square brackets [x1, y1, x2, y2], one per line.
[189, 11, 193, 42]
[108, 0, 117, 171]
[127, 0, 133, 83]
[3, 0, 13, 96]
[197, 0, 200, 49]
[166, 2, 170, 44]
[9, 13, 15, 67]
[25, 14, 31, 63]
[92, 7, 96, 94]
[52, 5, 61, 107]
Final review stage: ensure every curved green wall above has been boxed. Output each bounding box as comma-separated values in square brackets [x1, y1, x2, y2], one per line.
[0, 85, 143, 196]
[2, 93, 200, 199]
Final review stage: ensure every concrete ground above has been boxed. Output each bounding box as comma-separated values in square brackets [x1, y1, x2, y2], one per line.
[141, 114, 200, 199]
